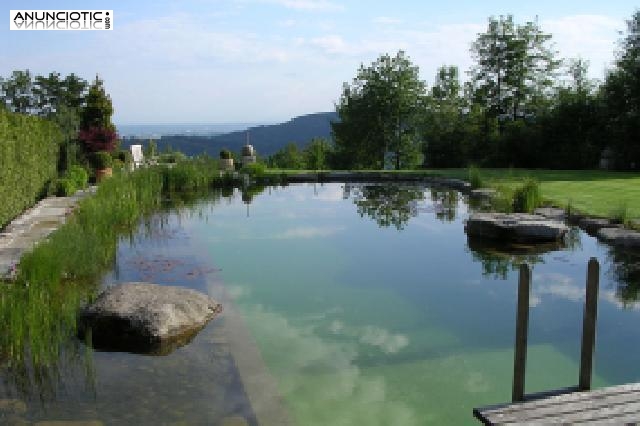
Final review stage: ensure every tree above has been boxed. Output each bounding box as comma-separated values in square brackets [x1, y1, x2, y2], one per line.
[333, 51, 426, 170]
[469, 16, 558, 130]
[602, 10, 640, 169]
[78, 75, 117, 153]
[422, 66, 467, 167]
[268, 143, 305, 169]
[303, 138, 332, 170]
[1, 70, 35, 114]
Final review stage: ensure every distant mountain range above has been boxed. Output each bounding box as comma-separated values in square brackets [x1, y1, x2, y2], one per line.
[120, 111, 338, 157]
[117, 123, 261, 139]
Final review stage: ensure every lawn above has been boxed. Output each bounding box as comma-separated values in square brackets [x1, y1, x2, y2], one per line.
[430, 169, 640, 220]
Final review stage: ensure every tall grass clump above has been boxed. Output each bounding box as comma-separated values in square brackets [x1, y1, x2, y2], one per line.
[468, 165, 484, 189]
[512, 178, 542, 213]
[611, 201, 629, 225]
[491, 184, 515, 213]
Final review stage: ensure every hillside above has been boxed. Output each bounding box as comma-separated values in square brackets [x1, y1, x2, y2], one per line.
[120, 111, 338, 157]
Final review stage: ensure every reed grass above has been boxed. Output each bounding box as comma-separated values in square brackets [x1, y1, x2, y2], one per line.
[0, 158, 238, 393]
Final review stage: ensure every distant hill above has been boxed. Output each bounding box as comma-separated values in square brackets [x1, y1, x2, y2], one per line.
[121, 111, 338, 157]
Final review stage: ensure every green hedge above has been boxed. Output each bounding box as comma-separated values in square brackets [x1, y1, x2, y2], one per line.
[0, 109, 62, 229]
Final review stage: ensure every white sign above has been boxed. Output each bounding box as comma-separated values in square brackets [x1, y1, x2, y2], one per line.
[10, 10, 113, 31]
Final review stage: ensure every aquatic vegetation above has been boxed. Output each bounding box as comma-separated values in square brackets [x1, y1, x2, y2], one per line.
[512, 178, 542, 213]
[0, 159, 239, 397]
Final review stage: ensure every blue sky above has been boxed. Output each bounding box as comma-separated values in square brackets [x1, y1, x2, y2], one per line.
[2, 0, 636, 124]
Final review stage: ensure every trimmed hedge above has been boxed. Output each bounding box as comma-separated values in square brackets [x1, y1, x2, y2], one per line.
[0, 109, 62, 228]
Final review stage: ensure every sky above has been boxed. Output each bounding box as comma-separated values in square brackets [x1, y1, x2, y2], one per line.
[2, 0, 637, 125]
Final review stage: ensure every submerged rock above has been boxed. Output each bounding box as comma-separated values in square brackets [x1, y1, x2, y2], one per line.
[79, 282, 222, 355]
[465, 213, 568, 243]
[597, 228, 640, 249]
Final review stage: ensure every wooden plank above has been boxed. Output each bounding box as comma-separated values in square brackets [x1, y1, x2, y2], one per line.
[579, 257, 599, 391]
[476, 383, 640, 424]
[512, 263, 531, 402]
[492, 391, 640, 423]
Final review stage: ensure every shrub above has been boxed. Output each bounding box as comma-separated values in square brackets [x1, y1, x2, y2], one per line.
[65, 165, 89, 189]
[158, 152, 186, 164]
[220, 149, 232, 160]
[0, 109, 61, 228]
[78, 126, 118, 153]
[92, 151, 113, 169]
[112, 159, 125, 171]
[115, 149, 133, 164]
[52, 178, 77, 196]
[512, 178, 542, 213]
[241, 162, 266, 177]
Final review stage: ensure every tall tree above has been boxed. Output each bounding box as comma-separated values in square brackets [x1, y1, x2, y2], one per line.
[469, 16, 558, 129]
[1, 70, 35, 114]
[602, 10, 640, 169]
[333, 51, 426, 169]
[78, 75, 117, 153]
[423, 66, 467, 167]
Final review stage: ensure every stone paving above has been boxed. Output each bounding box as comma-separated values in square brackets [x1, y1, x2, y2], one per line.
[0, 187, 96, 280]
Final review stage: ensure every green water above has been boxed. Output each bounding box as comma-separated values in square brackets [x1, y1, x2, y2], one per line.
[2, 182, 640, 424]
[181, 183, 640, 425]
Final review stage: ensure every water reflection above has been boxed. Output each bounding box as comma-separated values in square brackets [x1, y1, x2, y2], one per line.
[344, 184, 425, 230]
[606, 246, 640, 304]
[428, 188, 459, 222]
[466, 227, 582, 280]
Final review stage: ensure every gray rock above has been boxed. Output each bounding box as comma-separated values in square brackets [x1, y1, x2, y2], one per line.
[597, 228, 640, 249]
[579, 217, 616, 234]
[465, 213, 568, 243]
[79, 282, 222, 355]
[533, 207, 566, 221]
[470, 188, 497, 199]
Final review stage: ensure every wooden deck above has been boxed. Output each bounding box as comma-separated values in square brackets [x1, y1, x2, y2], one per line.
[474, 383, 640, 424]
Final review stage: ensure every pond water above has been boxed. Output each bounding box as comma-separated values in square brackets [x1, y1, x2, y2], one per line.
[2, 182, 640, 425]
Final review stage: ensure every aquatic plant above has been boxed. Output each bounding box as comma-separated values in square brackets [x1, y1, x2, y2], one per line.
[512, 178, 542, 213]
[468, 165, 484, 189]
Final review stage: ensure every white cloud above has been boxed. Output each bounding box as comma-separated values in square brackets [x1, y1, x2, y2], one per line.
[542, 15, 620, 76]
[372, 16, 403, 25]
[310, 35, 350, 54]
[532, 273, 585, 304]
[272, 226, 344, 239]
[241, 304, 418, 424]
[359, 326, 410, 354]
[102, 14, 293, 66]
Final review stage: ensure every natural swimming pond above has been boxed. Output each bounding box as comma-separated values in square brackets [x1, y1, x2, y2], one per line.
[2, 182, 640, 425]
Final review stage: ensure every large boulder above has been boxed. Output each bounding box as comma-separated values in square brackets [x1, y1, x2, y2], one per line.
[597, 227, 640, 249]
[79, 282, 222, 355]
[533, 207, 566, 221]
[465, 213, 568, 243]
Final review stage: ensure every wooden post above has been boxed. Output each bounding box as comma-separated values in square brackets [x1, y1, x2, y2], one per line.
[579, 257, 600, 391]
[512, 263, 531, 402]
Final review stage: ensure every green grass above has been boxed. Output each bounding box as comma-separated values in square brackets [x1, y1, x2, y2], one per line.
[0, 158, 240, 391]
[429, 168, 640, 220]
